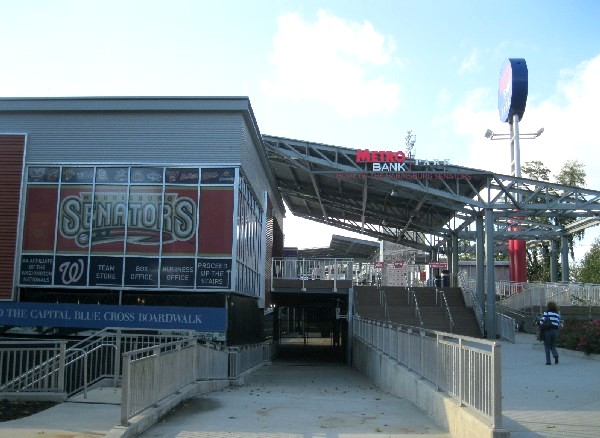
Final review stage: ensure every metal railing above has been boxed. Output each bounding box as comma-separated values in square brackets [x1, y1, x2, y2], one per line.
[0, 328, 196, 398]
[121, 338, 199, 424]
[407, 289, 423, 327]
[120, 340, 271, 425]
[379, 287, 389, 321]
[272, 258, 353, 280]
[457, 272, 485, 336]
[497, 281, 600, 315]
[0, 340, 67, 394]
[353, 316, 502, 428]
[496, 313, 516, 343]
[228, 342, 273, 378]
[272, 258, 354, 291]
[436, 288, 455, 333]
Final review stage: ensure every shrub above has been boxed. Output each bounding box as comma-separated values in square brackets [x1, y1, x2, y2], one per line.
[557, 318, 600, 355]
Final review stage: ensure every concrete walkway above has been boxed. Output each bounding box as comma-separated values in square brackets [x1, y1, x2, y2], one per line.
[501, 333, 600, 438]
[137, 362, 451, 438]
[1, 332, 599, 438]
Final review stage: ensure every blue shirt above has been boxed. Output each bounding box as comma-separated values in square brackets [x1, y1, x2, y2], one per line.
[540, 310, 560, 328]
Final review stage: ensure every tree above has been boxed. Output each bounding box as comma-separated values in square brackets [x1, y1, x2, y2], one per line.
[521, 160, 550, 182]
[575, 237, 600, 284]
[520, 160, 587, 282]
[521, 161, 552, 281]
[555, 160, 587, 257]
[556, 160, 586, 187]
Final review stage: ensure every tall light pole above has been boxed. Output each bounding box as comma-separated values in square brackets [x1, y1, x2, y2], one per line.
[484, 125, 543, 286]
[492, 58, 532, 286]
[484, 127, 544, 178]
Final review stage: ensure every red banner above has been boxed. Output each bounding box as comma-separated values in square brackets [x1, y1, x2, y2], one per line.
[23, 185, 58, 252]
[198, 187, 233, 256]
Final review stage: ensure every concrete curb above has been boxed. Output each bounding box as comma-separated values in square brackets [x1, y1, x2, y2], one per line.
[352, 338, 509, 438]
[105, 379, 230, 438]
[105, 362, 271, 438]
[530, 341, 600, 361]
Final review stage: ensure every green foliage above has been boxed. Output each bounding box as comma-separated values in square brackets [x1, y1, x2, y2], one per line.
[575, 238, 600, 284]
[526, 245, 554, 282]
[521, 160, 550, 181]
[557, 318, 600, 355]
[521, 159, 587, 279]
[555, 160, 587, 255]
[556, 160, 586, 187]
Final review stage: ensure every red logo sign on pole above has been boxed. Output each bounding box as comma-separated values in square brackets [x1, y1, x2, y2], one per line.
[374, 261, 385, 268]
[429, 262, 447, 269]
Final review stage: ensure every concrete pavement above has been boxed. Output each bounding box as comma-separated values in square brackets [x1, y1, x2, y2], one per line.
[1, 332, 599, 438]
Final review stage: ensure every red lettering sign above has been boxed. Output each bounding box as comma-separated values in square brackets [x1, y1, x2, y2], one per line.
[356, 149, 406, 163]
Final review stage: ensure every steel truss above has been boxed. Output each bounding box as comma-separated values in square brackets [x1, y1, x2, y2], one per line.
[263, 135, 600, 252]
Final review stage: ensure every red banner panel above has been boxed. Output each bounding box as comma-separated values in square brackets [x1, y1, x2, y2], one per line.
[89, 186, 127, 255]
[22, 185, 58, 252]
[1, 135, 26, 299]
[56, 185, 93, 253]
[161, 186, 198, 256]
[198, 187, 234, 256]
[125, 186, 163, 256]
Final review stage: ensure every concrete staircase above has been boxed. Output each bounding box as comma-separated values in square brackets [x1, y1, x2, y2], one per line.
[354, 286, 482, 338]
[354, 286, 386, 321]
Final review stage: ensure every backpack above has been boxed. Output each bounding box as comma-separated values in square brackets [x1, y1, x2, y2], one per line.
[541, 315, 553, 330]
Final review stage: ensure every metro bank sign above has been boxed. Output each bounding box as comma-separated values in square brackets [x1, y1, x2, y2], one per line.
[356, 149, 449, 172]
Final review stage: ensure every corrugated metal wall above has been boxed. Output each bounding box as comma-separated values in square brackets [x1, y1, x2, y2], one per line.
[239, 122, 285, 219]
[0, 135, 25, 300]
[263, 201, 285, 308]
[238, 121, 286, 308]
[0, 112, 245, 164]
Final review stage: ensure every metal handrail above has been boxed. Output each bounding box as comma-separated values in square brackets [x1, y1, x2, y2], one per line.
[437, 288, 455, 333]
[457, 271, 485, 335]
[0, 327, 197, 397]
[407, 289, 423, 327]
[353, 316, 502, 429]
[0, 341, 66, 393]
[379, 287, 389, 321]
[65, 343, 118, 398]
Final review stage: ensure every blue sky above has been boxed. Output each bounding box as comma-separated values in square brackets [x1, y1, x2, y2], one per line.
[2, 0, 600, 260]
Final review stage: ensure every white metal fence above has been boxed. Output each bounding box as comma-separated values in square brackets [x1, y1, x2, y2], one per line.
[120, 340, 272, 425]
[497, 281, 600, 312]
[0, 328, 197, 399]
[353, 316, 502, 428]
[272, 258, 354, 281]
[0, 340, 67, 394]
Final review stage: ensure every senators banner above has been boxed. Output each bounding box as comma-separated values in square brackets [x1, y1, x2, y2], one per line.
[20, 166, 236, 291]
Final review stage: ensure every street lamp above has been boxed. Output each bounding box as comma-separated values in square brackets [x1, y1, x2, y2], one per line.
[484, 127, 544, 141]
[484, 127, 544, 177]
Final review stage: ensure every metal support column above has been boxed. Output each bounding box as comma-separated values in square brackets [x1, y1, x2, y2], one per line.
[452, 233, 459, 286]
[447, 240, 453, 273]
[485, 208, 496, 339]
[476, 214, 485, 314]
[347, 284, 354, 365]
[561, 235, 569, 282]
[550, 239, 558, 283]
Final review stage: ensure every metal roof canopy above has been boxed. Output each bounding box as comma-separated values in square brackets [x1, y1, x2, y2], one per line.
[263, 135, 600, 253]
[296, 234, 380, 260]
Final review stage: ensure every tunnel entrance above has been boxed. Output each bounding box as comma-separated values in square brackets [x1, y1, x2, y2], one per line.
[272, 300, 348, 364]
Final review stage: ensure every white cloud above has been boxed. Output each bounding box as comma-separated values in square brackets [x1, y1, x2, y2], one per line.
[262, 10, 400, 117]
[449, 53, 600, 261]
[450, 54, 600, 187]
[459, 49, 480, 74]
